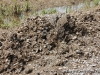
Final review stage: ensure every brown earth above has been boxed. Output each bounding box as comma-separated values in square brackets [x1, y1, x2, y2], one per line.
[0, 5, 100, 75]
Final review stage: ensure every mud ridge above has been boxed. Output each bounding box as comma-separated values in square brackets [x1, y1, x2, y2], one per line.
[0, 8, 100, 75]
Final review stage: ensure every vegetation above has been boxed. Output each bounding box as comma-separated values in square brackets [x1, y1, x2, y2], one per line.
[25, 0, 30, 12]
[0, 0, 31, 28]
[0, 15, 4, 25]
[40, 9, 57, 15]
[0, 0, 99, 28]
[48, 8, 57, 14]
[84, 1, 91, 9]
[66, 7, 71, 13]
[41, 9, 48, 14]
[93, 0, 99, 6]
[13, 4, 22, 16]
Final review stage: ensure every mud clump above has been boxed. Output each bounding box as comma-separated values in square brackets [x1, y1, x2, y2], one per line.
[0, 9, 100, 75]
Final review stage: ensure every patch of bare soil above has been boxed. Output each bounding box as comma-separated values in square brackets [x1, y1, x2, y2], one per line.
[0, 7, 100, 75]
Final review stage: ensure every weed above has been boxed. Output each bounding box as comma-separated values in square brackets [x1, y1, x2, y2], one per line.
[0, 23, 9, 29]
[66, 7, 70, 13]
[0, 4, 5, 16]
[84, 2, 91, 9]
[40, 8, 57, 15]
[41, 9, 47, 14]
[31, 6, 36, 13]
[5, 6, 12, 16]
[13, 4, 22, 17]
[93, 0, 99, 6]
[35, 12, 39, 16]
[25, 0, 30, 12]
[0, 15, 4, 24]
[48, 8, 57, 14]
[0, 18, 20, 29]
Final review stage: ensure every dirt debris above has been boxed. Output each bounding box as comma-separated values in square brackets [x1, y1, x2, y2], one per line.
[0, 8, 100, 75]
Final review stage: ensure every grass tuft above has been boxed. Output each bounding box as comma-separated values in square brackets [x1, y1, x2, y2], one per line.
[84, 2, 91, 9]
[25, 0, 30, 12]
[93, 0, 99, 6]
[41, 9, 47, 14]
[13, 4, 22, 17]
[66, 6, 71, 13]
[48, 8, 57, 14]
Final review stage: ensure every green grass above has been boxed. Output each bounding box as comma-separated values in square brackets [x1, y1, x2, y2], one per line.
[0, 0, 32, 28]
[0, 0, 99, 28]
[93, 0, 99, 6]
[48, 8, 57, 14]
[12, 0, 20, 16]
[25, 0, 30, 12]
[66, 7, 71, 13]
[40, 8, 57, 15]
[0, 18, 20, 29]
[13, 4, 22, 16]
[84, 2, 91, 9]
[0, 15, 4, 24]
[0, 0, 31, 16]
[0, 4, 5, 16]
[6, 6, 12, 16]
[41, 9, 47, 14]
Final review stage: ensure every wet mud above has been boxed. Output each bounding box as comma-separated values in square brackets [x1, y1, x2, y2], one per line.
[0, 7, 100, 75]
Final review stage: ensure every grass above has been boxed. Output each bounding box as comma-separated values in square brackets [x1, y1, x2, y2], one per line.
[84, 1, 91, 9]
[0, 0, 32, 28]
[84, 0, 99, 8]
[0, 18, 20, 29]
[25, 0, 30, 12]
[0, 4, 5, 16]
[93, 0, 99, 6]
[13, 4, 22, 16]
[0, 0, 99, 28]
[41, 9, 48, 14]
[48, 8, 57, 14]
[0, 15, 4, 24]
[6, 6, 12, 16]
[66, 7, 71, 13]
[40, 8, 57, 15]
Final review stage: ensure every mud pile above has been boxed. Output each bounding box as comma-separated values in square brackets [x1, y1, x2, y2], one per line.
[0, 8, 100, 75]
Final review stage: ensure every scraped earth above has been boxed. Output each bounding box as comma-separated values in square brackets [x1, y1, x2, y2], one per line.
[0, 7, 100, 75]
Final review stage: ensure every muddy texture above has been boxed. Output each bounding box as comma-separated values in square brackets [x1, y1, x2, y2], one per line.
[0, 7, 100, 75]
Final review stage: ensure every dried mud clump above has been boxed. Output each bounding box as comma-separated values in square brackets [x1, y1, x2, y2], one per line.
[0, 9, 100, 75]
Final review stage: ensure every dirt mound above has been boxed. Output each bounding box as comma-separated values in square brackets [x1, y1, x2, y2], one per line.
[0, 8, 100, 75]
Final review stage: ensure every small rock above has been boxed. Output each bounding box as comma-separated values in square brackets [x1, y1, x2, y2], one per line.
[76, 50, 83, 54]
[72, 36, 77, 40]
[25, 68, 33, 74]
[91, 64, 97, 67]
[0, 42, 2, 46]
[37, 73, 40, 75]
